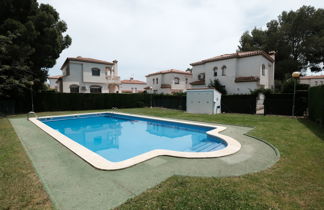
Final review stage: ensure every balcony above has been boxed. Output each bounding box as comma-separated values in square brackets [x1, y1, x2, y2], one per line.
[106, 76, 121, 84]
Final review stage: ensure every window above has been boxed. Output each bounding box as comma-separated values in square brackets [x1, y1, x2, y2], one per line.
[262, 64, 266, 76]
[221, 65, 226, 76]
[90, 85, 102, 93]
[70, 85, 79, 93]
[315, 81, 318, 86]
[156, 78, 159, 84]
[153, 78, 155, 84]
[321, 81, 323, 85]
[198, 73, 205, 81]
[92, 68, 100, 76]
[185, 78, 188, 84]
[213, 67, 218, 76]
[174, 77, 180, 84]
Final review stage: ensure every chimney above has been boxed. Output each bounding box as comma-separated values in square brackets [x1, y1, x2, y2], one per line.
[268, 51, 276, 60]
[130, 77, 133, 80]
[112, 60, 118, 76]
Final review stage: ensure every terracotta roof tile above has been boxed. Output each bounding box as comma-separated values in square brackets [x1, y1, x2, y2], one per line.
[146, 69, 192, 77]
[300, 75, 324, 79]
[121, 79, 146, 84]
[61, 56, 114, 69]
[190, 80, 205, 85]
[235, 76, 259, 83]
[190, 50, 275, 66]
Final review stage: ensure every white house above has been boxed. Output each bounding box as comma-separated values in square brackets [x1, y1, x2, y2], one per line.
[300, 75, 324, 87]
[57, 56, 120, 93]
[48, 75, 62, 91]
[120, 78, 147, 93]
[190, 50, 275, 94]
[145, 69, 192, 94]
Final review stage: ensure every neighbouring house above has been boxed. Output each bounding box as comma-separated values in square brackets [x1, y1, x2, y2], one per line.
[190, 50, 275, 94]
[48, 75, 62, 91]
[145, 69, 192, 94]
[300, 75, 324, 87]
[56, 56, 120, 93]
[120, 78, 147, 93]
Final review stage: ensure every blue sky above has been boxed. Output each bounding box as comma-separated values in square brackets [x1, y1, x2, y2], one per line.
[39, 0, 324, 80]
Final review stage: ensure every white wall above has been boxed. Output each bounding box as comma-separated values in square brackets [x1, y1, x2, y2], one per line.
[300, 78, 324, 86]
[62, 62, 110, 93]
[146, 73, 192, 94]
[186, 89, 221, 114]
[48, 78, 58, 90]
[120, 83, 147, 93]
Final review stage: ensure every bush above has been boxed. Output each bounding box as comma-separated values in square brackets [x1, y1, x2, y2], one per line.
[281, 78, 309, 93]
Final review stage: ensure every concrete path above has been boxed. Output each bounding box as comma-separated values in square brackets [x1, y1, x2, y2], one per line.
[10, 117, 279, 210]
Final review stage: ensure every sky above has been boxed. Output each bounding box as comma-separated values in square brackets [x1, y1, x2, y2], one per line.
[39, 0, 324, 81]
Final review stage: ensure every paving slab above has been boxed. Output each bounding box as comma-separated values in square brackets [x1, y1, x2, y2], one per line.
[9, 117, 279, 210]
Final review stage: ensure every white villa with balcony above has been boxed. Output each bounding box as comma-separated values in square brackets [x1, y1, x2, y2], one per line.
[145, 69, 192, 94]
[56, 56, 120, 93]
[190, 50, 275, 94]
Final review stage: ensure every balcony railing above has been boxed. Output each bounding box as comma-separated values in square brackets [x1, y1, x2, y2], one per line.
[106, 76, 121, 84]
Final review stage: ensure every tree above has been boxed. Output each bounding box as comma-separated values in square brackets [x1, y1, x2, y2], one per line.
[208, 79, 227, 95]
[0, 0, 71, 97]
[238, 6, 324, 81]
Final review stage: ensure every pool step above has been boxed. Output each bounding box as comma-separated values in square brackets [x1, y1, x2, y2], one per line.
[191, 142, 223, 152]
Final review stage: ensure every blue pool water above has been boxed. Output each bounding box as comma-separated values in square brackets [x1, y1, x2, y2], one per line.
[40, 113, 227, 162]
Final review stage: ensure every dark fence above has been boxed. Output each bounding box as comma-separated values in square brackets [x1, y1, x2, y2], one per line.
[264, 91, 308, 116]
[308, 85, 324, 126]
[221, 95, 257, 114]
[0, 92, 188, 114]
[152, 95, 186, 110]
[0, 92, 258, 115]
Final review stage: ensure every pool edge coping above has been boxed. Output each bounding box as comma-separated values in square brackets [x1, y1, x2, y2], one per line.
[29, 111, 241, 170]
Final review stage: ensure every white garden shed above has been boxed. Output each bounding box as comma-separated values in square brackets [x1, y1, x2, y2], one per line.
[186, 88, 222, 114]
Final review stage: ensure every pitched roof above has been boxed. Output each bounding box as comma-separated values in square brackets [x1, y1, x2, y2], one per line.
[190, 50, 275, 66]
[48, 75, 63, 79]
[190, 80, 205, 85]
[235, 76, 260, 83]
[121, 79, 146, 84]
[146, 69, 192, 77]
[300, 75, 324, 79]
[61, 56, 114, 69]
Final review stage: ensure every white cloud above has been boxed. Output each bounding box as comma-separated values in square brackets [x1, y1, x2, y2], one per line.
[39, 0, 324, 80]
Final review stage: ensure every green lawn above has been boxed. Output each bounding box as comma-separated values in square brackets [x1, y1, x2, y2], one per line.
[1, 108, 324, 209]
[0, 118, 52, 209]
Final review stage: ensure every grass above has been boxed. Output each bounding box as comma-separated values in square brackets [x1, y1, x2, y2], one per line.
[0, 118, 52, 209]
[2, 108, 324, 209]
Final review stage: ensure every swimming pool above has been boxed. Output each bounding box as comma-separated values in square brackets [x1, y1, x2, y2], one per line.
[30, 112, 241, 170]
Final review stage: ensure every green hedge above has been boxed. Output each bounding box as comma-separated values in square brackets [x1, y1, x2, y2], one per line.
[308, 85, 324, 126]
[221, 95, 257, 114]
[1, 92, 258, 115]
[34, 92, 152, 112]
[0, 92, 188, 114]
[152, 95, 186, 110]
[264, 91, 308, 116]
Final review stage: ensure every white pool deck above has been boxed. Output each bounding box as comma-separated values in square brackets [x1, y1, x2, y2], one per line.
[29, 112, 241, 170]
